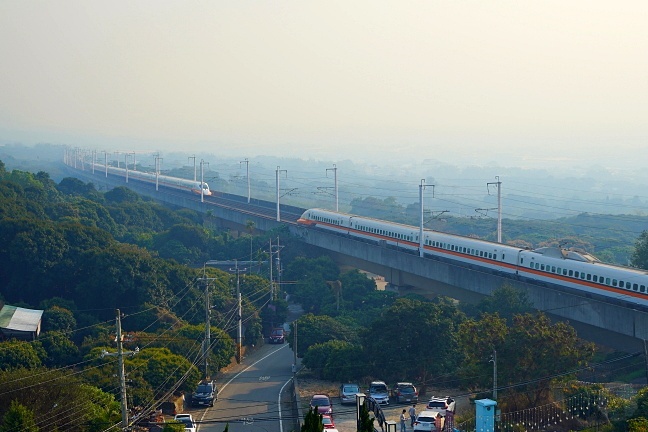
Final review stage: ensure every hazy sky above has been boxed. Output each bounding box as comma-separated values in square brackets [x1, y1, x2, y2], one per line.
[1, 1, 646, 169]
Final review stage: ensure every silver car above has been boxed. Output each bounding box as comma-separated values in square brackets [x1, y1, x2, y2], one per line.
[339, 383, 360, 405]
[368, 381, 390, 405]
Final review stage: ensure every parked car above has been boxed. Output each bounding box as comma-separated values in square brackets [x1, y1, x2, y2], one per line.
[426, 396, 450, 416]
[322, 414, 336, 429]
[310, 394, 333, 415]
[368, 381, 390, 405]
[191, 380, 217, 407]
[339, 383, 360, 405]
[269, 328, 286, 344]
[392, 382, 418, 403]
[413, 410, 443, 432]
[173, 413, 197, 432]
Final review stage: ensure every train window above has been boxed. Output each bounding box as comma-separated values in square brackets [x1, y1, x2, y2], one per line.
[641, 285, 646, 293]
[568, 270, 573, 276]
[521, 258, 524, 264]
[551, 266, 555, 273]
[612, 279, 617, 287]
[605, 277, 610, 285]
[541, 264, 545, 271]
[586, 274, 591, 281]
[556, 267, 561, 274]
[502, 254, 505, 260]
[633, 284, 639, 291]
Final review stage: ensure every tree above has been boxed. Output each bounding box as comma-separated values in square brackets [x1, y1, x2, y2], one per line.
[303, 340, 364, 381]
[0, 340, 45, 370]
[42, 306, 77, 332]
[359, 402, 374, 432]
[162, 421, 185, 431]
[39, 331, 79, 367]
[0, 367, 120, 431]
[464, 284, 533, 320]
[632, 231, 648, 270]
[628, 417, 648, 432]
[301, 407, 324, 432]
[0, 400, 38, 432]
[290, 314, 357, 357]
[458, 312, 595, 410]
[362, 298, 465, 385]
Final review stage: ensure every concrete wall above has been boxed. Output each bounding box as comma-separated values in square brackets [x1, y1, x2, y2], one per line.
[290, 225, 648, 352]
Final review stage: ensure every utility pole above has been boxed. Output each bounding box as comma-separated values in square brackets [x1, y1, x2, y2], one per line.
[101, 309, 139, 430]
[196, 270, 219, 378]
[490, 349, 497, 400]
[154, 154, 162, 191]
[103, 151, 110, 178]
[487, 177, 502, 243]
[230, 261, 246, 363]
[293, 320, 298, 374]
[275, 237, 283, 299]
[419, 180, 434, 258]
[189, 155, 196, 181]
[276, 166, 287, 221]
[241, 158, 250, 203]
[200, 159, 209, 203]
[269, 238, 274, 301]
[326, 164, 339, 212]
[92, 150, 96, 174]
[125, 153, 130, 183]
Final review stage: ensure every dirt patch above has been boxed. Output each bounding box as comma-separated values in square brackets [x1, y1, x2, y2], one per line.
[296, 375, 340, 400]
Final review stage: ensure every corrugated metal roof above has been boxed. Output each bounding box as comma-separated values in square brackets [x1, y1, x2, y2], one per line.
[0, 305, 43, 332]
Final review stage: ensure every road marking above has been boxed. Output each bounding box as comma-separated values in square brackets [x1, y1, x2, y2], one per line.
[278, 372, 294, 432]
[199, 344, 288, 428]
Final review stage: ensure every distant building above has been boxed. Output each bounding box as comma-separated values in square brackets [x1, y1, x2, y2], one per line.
[0, 305, 44, 340]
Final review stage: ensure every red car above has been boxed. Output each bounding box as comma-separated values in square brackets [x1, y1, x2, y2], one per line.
[310, 394, 333, 415]
[322, 415, 336, 429]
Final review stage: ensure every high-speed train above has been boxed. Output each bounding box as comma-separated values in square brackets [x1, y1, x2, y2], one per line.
[91, 163, 212, 196]
[297, 208, 648, 307]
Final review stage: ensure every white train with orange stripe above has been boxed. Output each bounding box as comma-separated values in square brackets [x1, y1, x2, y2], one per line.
[91, 163, 212, 196]
[297, 208, 648, 307]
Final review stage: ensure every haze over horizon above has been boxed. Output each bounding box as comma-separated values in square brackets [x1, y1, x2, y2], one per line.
[1, 1, 646, 171]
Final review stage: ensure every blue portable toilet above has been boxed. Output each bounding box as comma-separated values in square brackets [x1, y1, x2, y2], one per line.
[475, 399, 497, 432]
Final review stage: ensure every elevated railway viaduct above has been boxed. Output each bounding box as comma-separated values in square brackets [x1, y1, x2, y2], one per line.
[65, 165, 648, 352]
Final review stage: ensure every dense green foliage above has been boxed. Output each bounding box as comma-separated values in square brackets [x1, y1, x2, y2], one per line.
[301, 407, 324, 432]
[0, 400, 39, 432]
[0, 162, 287, 426]
[0, 368, 120, 431]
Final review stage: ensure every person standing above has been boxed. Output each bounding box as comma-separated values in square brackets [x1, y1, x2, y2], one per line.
[434, 412, 443, 432]
[409, 404, 416, 428]
[400, 409, 407, 432]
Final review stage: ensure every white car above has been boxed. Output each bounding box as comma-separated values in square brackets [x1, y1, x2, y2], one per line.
[173, 413, 196, 432]
[413, 410, 443, 432]
[426, 396, 450, 416]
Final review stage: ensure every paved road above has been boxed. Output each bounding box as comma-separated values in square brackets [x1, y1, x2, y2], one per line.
[185, 342, 296, 432]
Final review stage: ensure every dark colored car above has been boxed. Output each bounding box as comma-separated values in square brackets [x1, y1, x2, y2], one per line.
[310, 394, 333, 415]
[269, 328, 286, 344]
[191, 381, 218, 407]
[392, 382, 418, 403]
